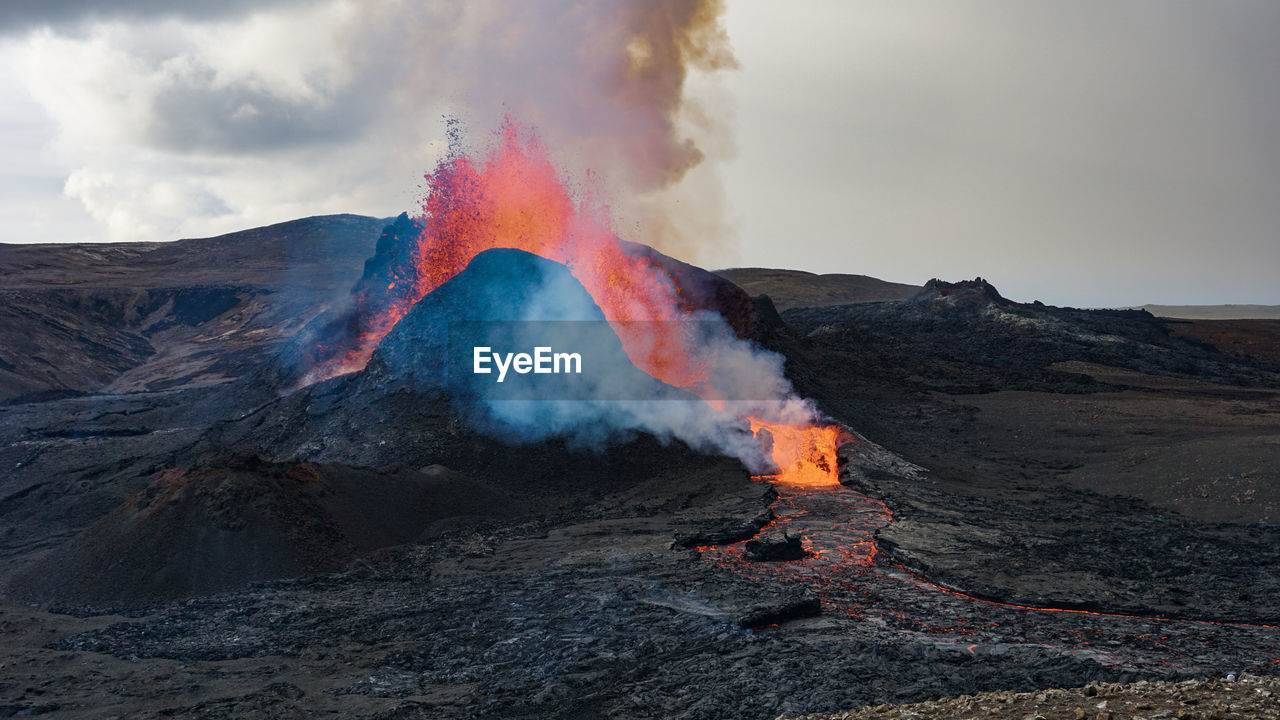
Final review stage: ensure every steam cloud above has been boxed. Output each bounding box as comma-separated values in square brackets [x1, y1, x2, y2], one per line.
[478, 315, 819, 479]
[371, 247, 816, 475]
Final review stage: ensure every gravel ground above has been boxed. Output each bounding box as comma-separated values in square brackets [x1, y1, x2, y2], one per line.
[785, 674, 1280, 720]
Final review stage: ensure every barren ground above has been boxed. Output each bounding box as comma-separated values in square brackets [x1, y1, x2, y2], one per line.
[2, 228, 1278, 718]
[787, 674, 1280, 720]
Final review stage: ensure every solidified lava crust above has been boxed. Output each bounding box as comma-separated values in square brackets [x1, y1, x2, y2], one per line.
[698, 477, 1280, 677]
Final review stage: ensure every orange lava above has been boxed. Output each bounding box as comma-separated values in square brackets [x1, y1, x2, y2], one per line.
[307, 117, 843, 485]
[748, 419, 842, 487]
[312, 119, 706, 389]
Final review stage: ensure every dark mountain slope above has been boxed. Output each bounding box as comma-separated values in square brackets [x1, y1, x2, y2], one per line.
[0, 214, 387, 403]
[12, 454, 512, 606]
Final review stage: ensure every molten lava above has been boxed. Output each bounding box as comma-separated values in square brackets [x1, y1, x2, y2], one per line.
[308, 117, 843, 484]
[315, 120, 707, 389]
[749, 420, 842, 487]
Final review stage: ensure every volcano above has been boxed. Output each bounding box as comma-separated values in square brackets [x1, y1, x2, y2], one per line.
[212, 246, 765, 471]
[296, 212, 760, 384]
[286, 124, 762, 393]
[367, 247, 696, 403]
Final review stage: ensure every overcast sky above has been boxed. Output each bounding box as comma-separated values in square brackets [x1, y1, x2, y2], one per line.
[1, 1, 1277, 307]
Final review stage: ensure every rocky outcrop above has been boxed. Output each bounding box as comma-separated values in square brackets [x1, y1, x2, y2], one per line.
[907, 276, 1009, 307]
[784, 277, 1280, 394]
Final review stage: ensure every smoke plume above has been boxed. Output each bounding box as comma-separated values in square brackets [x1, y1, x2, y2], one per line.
[9, 0, 736, 258]
[350, 0, 739, 261]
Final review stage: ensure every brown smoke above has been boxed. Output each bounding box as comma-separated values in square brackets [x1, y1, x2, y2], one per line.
[612, 0, 738, 189]
[345, 0, 738, 264]
[601, 0, 740, 263]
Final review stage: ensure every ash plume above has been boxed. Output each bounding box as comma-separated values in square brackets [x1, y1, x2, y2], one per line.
[377, 0, 739, 262]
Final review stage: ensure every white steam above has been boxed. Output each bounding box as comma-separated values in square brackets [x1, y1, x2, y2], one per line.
[447, 251, 818, 474]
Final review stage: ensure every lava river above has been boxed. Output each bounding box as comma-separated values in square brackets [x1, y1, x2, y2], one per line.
[699, 441, 1280, 677]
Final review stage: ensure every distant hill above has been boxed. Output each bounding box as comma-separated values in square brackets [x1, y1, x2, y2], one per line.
[1136, 304, 1280, 320]
[0, 213, 387, 291]
[0, 214, 388, 403]
[714, 268, 920, 311]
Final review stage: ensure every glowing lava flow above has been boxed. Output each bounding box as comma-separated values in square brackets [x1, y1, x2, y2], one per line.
[700, 483, 1280, 672]
[748, 419, 843, 487]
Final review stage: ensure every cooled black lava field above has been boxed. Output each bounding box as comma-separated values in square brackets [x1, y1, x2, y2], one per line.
[2, 216, 1279, 719]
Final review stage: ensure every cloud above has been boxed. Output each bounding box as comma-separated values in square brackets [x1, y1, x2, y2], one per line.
[0, 0, 313, 34]
[15, 5, 373, 154]
[721, 1, 1280, 306]
[6, 0, 735, 254]
[7, 1, 445, 242]
[64, 166, 230, 242]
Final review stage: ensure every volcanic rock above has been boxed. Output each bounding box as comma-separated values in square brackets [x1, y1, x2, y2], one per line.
[744, 529, 808, 561]
[620, 239, 757, 338]
[672, 484, 777, 548]
[906, 276, 1010, 308]
[737, 594, 822, 628]
[280, 213, 424, 380]
[362, 212, 425, 300]
[12, 452, 511, 606]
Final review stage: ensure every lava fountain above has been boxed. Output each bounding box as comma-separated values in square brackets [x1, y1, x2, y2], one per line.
[304, 118, 841, 483]
[312, 120, 704, 389]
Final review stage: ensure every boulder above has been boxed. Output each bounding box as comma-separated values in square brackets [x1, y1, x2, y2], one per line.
[744, 529, 808, 561]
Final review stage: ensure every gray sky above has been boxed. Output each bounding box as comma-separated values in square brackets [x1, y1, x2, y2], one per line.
[1, 1, 1277, 307]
